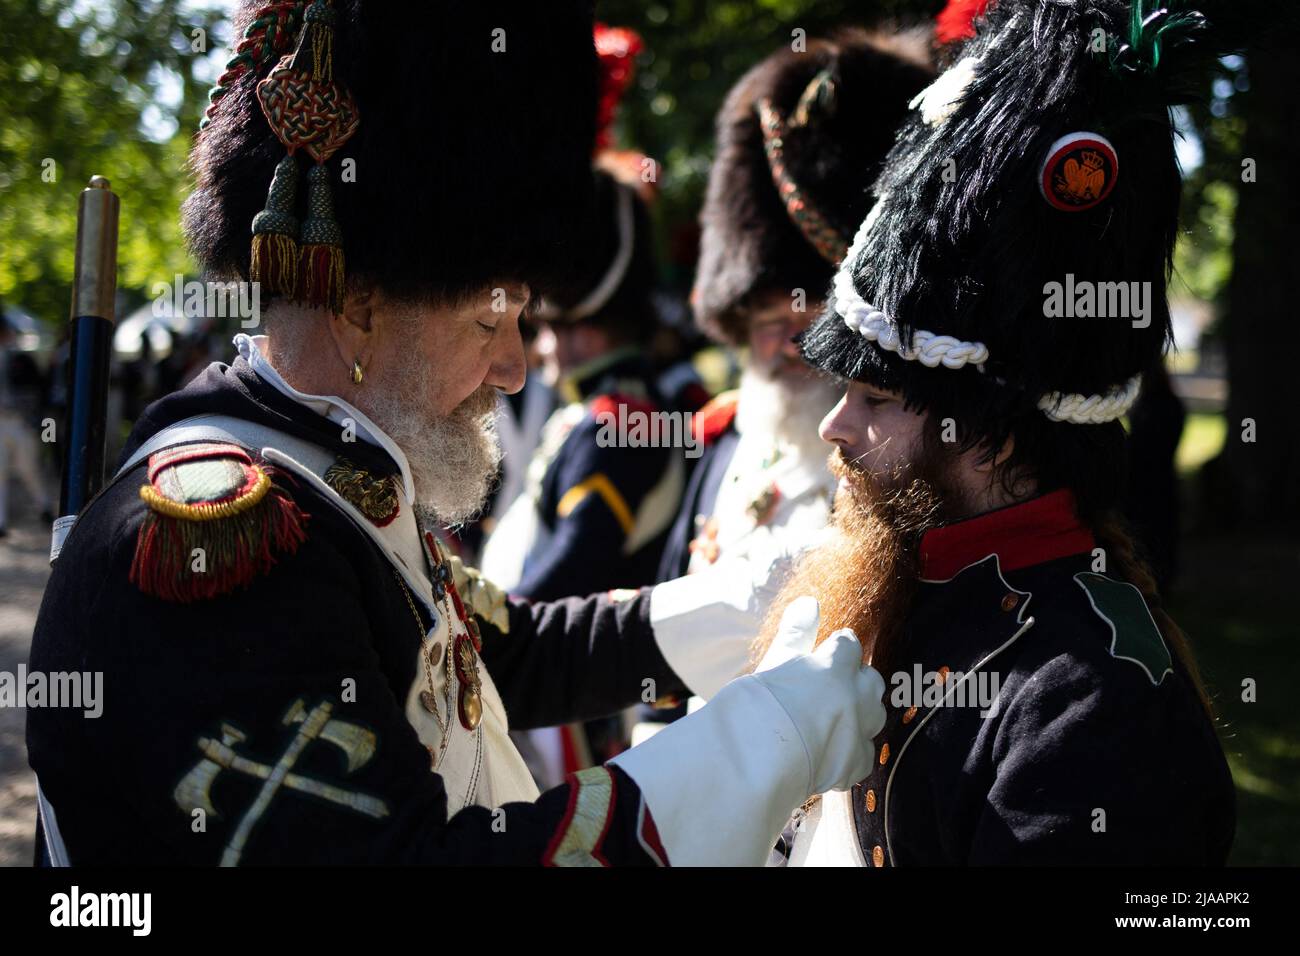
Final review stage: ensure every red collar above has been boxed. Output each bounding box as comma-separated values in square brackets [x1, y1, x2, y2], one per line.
[919, 489, 1095, 581]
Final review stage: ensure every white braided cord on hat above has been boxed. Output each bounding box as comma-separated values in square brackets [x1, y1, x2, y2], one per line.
[826, 11, 1142, 425]
[834, 268, 990, 369]
[832, 205, 1143, 425]
[1038, 375, 1142, 424]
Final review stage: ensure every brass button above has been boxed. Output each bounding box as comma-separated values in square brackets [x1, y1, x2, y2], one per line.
[879, 742, 890, 766]
[865, 789, 877, 813]
[872, 845, 885, 867]
[937, 666, 950, 684]
[427, 641, 444, 667]
[902, 705, 918, 725]
[1001, 593, 1019, 612]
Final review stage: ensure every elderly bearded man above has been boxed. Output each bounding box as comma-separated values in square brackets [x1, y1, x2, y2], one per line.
[26, 0, 885, 867]
[764, 0, 1236, 866]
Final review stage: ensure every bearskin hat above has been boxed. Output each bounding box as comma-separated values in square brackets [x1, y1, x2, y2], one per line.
[692, 29, 934, 347]
[800, 0, 1233, 431]
[183, 1, 598, 309]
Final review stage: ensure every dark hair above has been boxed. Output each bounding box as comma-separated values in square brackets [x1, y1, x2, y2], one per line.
[911, 406, 1216, 719]
[184, 1, 599, 308]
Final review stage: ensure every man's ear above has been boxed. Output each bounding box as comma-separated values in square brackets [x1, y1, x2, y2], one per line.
[968, 436, 1014, 476]
[328, 288, 376, 374]
[992, 436, 1014, 470]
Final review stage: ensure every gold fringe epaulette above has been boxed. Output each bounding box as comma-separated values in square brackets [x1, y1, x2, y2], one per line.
[129, 441, 309, 603]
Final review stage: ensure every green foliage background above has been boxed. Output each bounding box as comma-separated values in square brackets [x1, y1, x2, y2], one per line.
[0, 0, 224, 324]
[1, 0, 1242, 320]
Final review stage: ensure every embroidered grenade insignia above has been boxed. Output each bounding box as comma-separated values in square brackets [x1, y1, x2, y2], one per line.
[130, 442, 309, 602]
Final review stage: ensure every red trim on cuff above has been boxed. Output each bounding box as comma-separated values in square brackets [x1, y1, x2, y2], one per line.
[639, 799, 670, 867]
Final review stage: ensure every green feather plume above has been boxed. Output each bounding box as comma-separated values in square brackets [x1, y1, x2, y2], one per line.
[1109, 1, 1210, 75]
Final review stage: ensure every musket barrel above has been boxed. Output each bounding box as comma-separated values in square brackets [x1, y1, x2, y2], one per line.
[52, 176, 120, 563]
[70, 176, 120, 321]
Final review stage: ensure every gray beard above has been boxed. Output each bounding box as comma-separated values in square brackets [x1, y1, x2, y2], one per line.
[735, 365, 841, 462]
[365, 357, 503, 529]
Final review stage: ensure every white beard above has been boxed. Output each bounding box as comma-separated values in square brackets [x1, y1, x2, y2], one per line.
[734, 365, 840, 464]
[366, 358, 503, 528]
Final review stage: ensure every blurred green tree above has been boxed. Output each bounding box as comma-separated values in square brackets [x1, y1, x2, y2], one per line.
[0, 0, 223, 326]
[1198, 39, 1300, 528]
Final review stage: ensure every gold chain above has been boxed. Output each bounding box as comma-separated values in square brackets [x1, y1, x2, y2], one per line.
[393, 569, 455, 770]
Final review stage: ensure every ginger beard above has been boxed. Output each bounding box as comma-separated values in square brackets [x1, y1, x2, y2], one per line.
[366, 348, 503, 528]
[754, 427, 965, 672]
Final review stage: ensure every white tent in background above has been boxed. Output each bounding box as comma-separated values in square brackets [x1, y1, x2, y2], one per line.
[113, 300, 201, 361]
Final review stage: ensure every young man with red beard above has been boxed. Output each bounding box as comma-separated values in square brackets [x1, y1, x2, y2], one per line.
[761, 0, 1236, 866]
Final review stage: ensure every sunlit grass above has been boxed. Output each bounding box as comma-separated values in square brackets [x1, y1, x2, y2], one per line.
[1177, 412, 1227, 475]
[1169, 532, 1300, 864]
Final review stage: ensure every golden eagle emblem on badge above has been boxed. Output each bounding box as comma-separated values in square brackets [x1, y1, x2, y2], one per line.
[1039, 131, 1118, 212]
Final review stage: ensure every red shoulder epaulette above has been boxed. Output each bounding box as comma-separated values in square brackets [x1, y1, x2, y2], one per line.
[692, 389, 740, 446]
[129, 441, 308, 603]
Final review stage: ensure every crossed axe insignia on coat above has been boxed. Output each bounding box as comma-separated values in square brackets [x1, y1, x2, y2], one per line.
[174, 698, 390, 866]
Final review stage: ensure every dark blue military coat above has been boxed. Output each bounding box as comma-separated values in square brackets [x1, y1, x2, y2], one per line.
[815, 490, 1235, 866]
[495, 349, 683, 602]
[27, 354, 688, 865]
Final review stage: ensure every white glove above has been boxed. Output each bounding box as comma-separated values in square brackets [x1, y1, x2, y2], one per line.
[751, 598, 887, 795]
[610, 597, 886, 865]
[754, 593, 820, 673]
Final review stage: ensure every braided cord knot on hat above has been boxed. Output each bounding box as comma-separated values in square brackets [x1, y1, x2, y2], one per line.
[1038, 376, 1142, 425]
[832, 245, 1142, 425]
[833, 267, 989, 371]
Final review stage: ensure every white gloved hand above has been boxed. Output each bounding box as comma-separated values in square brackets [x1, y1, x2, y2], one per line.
[611, 595, 886, 865]
[754, 593, 820, 673]
[749, 597, 887, 795]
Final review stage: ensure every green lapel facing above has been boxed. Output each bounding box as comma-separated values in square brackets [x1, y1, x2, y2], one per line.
[1074, 572, 1173, 685]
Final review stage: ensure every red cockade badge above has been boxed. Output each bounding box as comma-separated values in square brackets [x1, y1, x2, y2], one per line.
[1039, 132, 1119, 213]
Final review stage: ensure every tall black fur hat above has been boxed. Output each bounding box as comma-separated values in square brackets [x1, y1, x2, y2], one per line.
[184, 1, 598, 308]
[693, 30, 934, 347]
[800, 0, 1231, 428]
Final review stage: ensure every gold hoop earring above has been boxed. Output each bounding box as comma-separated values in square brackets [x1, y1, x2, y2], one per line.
[351, 359, 364, 385]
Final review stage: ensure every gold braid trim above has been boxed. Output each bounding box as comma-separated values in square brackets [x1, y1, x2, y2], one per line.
[139, 467, 272, 521]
